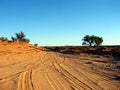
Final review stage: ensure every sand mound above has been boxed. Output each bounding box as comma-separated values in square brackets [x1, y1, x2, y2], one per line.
[0, 41, 44, 56]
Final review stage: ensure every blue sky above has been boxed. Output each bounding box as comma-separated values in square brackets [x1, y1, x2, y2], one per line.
[0, 0, 120, 46]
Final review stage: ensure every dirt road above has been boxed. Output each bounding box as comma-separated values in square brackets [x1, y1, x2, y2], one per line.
[0, 50, 120, 90]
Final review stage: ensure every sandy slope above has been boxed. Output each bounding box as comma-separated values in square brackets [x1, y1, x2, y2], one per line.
[0, 42, 120, 90]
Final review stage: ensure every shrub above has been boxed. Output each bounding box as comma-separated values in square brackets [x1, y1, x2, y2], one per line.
[11, 32, 30, 43]
[0, 37, 8, 42]
[34, 44, 38, 46]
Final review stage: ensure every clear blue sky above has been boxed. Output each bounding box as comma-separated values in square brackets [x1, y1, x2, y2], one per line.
[0, 0, 120, 46]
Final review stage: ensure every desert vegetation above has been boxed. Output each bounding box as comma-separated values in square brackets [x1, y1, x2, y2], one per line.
[34, 43, 38, 46]
[82, 35, 103, 46]
[0, 32, 30, 43]
[11, 32, 30, 43]
[1, 33, 104, 47]
[0, 37, 8, 42]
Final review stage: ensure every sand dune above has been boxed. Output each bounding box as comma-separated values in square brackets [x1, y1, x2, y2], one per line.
[0, 41, 120, 90]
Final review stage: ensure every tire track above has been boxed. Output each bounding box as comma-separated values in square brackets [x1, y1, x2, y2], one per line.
[1, 51, 119, 90]
[0, 74, 19, 84]
[16, 52, 47, 90]
[0, 55, 42, 82]
[54, 63, 93, 90]
[52, 53, 94, 90]
[60, 61, 103, 90]
[44, 67, 71, 90]
[53, 53, 88, 89]
[17, 69, 34, 90]
[49, 52, 87, 90]
[44, 70, 57, 90]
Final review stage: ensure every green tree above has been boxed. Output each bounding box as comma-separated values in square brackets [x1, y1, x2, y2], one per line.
[82, 35, 103, 46]
[12, 32, 30, 43]
[94, 36, 103, 46]
[15, 32, 25, 41]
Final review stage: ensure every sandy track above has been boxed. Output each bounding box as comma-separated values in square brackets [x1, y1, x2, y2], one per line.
[0, 51, 120, 90]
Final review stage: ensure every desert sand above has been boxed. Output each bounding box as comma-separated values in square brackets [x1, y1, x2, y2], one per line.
[0, 41, 120, 90]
